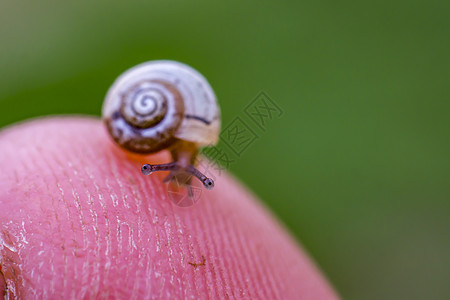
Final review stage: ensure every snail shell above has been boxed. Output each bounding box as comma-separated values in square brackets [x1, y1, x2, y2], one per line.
[102, 60, 220, 154]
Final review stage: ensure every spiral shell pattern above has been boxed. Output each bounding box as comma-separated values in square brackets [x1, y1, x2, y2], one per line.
[102, 60, 220, 154]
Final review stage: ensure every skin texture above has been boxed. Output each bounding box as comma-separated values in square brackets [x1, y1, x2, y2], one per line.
[0, 117, 339, 299]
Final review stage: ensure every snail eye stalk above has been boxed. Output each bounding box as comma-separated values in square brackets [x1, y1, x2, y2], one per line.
[141, 162, 176, 175]
[141, 163, 214, 190]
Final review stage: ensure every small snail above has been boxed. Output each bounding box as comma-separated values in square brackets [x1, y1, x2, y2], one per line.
[102, 60, 220, 195]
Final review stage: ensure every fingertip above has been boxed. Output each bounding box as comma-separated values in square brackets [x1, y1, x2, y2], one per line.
[0, 267, 6, 298]
[0, 117, 338, 299]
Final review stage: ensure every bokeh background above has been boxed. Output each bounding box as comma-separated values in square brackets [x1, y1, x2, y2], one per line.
[1, 1, 449, 299]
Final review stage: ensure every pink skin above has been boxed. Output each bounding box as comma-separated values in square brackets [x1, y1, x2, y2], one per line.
[0, 117, 339, 299]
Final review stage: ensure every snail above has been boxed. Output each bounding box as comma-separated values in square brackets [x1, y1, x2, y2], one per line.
[102, 60, 220, 195]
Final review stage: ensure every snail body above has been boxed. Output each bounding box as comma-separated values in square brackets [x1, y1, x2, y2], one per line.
[102, 60, 220, 192]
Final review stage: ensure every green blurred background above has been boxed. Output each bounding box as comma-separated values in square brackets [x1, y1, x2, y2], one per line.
[1, 1, 449, 299]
